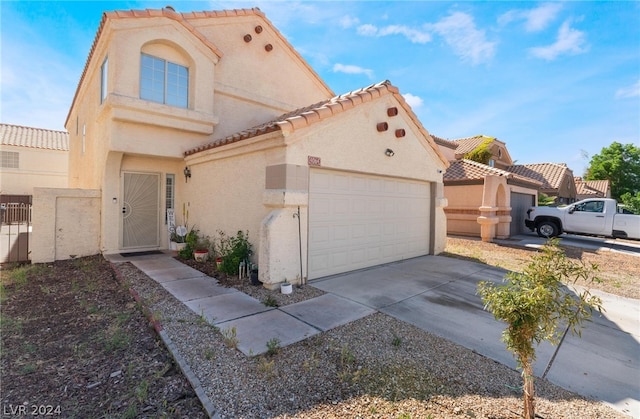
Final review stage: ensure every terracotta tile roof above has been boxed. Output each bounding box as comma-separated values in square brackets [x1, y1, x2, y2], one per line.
[65, 7, 333, 127]
[0, 123, 69, 151]
[444, 159, 542, 186]
[451, 135, 496, 156]
[185, 80, 449, 167]
[507, 163, 572, 190]
[574, 177, 610, 197]
[430, 135, 458, 149]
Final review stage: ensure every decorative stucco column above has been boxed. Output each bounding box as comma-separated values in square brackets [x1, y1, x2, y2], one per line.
[477, 206, 499, 242]
[258, 163, 310, 290]
[433, 181, 448, 254]
[259, 190, 308, 290]
[477, 175, 508, 242]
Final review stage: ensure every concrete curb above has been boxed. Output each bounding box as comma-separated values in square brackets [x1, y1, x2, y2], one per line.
[109, 261, 220, 419]
[157, 329, 219, 419]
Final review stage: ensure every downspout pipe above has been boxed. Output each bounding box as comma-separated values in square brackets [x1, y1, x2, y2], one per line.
[293, 206, 304, 287]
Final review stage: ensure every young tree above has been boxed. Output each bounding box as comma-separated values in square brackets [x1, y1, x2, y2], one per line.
[585, 142, 640, 200]
[477, 239, 603, 419]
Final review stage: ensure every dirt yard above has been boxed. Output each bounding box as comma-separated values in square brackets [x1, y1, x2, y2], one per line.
[0, 256, 207, 418]
[0, 236, 636, 418]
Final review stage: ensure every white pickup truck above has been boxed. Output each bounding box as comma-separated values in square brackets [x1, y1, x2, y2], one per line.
[525, 198, 640, 240]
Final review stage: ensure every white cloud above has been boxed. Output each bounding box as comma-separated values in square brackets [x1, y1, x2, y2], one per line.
[615, 79, 640, 99]
[402, 93, 424, 108]
[426, 12, 496, 65]
[498, 3, 562, 32]
[340, 15, 360, 29]
[529, 20, 588, 60]
[357, 23, 378, 37]
[356, 23, 431, 44]
[332, 63, 374, 79]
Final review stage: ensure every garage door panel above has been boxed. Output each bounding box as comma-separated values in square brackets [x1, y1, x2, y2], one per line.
[309, 170, 431, 279]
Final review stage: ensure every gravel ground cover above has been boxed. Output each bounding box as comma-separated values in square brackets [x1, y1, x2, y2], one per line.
[112, 234, 636, 418]
[2, 236, 635, 418]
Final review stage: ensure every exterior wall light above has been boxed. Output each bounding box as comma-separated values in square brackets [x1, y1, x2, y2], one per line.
[385, 148, 395, 157]
[184, 166, 191, 182]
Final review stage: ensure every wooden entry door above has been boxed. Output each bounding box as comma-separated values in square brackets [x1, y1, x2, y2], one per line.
[122, 172, 160, 249]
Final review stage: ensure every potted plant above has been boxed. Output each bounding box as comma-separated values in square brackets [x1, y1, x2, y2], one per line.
[171, 225, 188, 252]
[280, 278, 292, 295]
[194, 235, 211, 262]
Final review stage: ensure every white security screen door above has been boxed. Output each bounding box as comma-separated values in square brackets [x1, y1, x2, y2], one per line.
[122, 172, 160, 249]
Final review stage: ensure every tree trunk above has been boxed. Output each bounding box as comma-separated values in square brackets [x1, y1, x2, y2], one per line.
[522, 360, 535, 419]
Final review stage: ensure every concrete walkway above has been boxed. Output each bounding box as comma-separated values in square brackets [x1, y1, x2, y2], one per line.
[108, 251, 639, 417]
[107, 252, 375, 357]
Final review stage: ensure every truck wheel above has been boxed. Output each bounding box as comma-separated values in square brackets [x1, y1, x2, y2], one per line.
[537, 221, 559, 238]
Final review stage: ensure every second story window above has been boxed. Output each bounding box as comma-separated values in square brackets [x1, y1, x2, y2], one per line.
[140, 53, 188, 108]
[100, 57, 108, 104]
[1, 151, 19, 169]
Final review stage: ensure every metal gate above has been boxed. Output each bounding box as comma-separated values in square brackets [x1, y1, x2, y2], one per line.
[1, 195, 32, 263]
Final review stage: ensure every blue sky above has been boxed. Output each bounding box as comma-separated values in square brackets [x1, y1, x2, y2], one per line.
[1, 1, 639, 176]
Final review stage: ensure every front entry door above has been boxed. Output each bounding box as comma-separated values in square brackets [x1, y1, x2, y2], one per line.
[122, 172, 160, 249]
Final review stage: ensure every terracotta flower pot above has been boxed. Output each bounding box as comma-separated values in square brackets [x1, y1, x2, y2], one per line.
[194, 249, 209, 262]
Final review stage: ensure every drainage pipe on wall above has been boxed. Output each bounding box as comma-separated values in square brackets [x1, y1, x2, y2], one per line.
[293, 206, 304, 287]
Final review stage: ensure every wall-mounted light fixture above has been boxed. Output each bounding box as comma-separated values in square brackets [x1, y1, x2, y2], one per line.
[385, 148, 395, 157]
[184, 166, 192, 182]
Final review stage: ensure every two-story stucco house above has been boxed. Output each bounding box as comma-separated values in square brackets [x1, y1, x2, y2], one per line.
[32, 7, 449, 289]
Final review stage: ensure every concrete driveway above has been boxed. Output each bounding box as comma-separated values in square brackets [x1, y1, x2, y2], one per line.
[311, 255, 640, 417]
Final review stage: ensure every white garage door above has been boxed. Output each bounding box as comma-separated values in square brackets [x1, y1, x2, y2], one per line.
[308, 169, 431, 279]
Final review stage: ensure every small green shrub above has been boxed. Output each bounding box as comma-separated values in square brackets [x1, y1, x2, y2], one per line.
[178, 227, 199, 259]
[214, 230, 252, 275]
[266, 337, 281, 356]
[262, 295, 279, 307]
[391, 334, 402, 348]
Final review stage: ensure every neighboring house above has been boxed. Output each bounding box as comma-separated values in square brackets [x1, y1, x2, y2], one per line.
[0, 123, 68, 263]
[574, 177, 611, 200]
[0, 123, 69, 195]
[449, 135, 514, 170]
[434, 135, 539, 240]
[32, 7, 449, 288]
[442, 159, 541, 240]
[507, 163, 577, 204]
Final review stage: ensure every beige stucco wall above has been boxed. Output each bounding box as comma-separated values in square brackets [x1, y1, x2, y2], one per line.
[444, 184, 484, 237]
[100, 154, 184, 254]
[186, 95, 448, 287]
[65, 11, 334, 262]
[61, 11, 447, 284]
[0, 145, 68, 195]
[31, 188, 101, 263]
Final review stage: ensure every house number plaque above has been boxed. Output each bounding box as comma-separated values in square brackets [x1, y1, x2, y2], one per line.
[308, 156, 321, 166]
